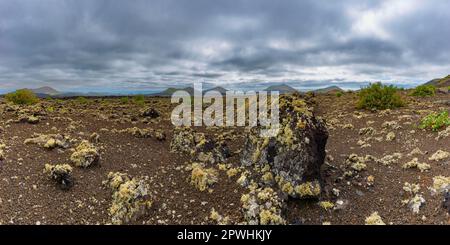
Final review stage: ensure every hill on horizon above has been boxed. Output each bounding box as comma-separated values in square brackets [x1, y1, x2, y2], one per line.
[424, 75, 450, 88]
[314, 85, 344, 94]
[264, 84, 298, 94]
[28, 86, 60, 95]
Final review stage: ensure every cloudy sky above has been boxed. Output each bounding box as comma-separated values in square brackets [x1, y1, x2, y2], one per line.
[1, 0, 449, 92]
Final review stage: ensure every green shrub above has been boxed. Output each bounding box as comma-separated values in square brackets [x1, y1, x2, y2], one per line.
[356, 83, 404, 110]
[120, 97, 130, 104]
[411, 85, 435, 97]
[336, 91, 343, 97]
[76, 97, 89, 104]
[133, 95, 145, 106]
[419, 111, 450, 131]
[5, 89, 39, 105]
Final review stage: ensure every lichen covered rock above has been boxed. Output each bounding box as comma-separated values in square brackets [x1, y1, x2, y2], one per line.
[241, 94, 328, 198]
[24, 133, 71, 149]
[190, 163, 219, 192]
[70, 140, 100, 168]
[43, 163, 73, 190]
[402, 158, 430, 172]
[240, 185, 285, 225]
[365, 212, 385, 225]
[105, 172, 153, 225]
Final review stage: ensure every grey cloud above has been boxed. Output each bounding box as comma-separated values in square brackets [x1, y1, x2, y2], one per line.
[0, 0, 449, 92]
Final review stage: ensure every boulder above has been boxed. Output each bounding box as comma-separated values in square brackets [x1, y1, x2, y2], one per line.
[141, 107, 160, 118]
[241, 94, 328, 198]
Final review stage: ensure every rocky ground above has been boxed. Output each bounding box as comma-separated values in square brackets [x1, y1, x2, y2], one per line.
[0, 92, 449, 225]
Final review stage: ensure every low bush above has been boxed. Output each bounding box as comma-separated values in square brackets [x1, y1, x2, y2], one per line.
[133, 95, 145, 106]
[356, 83, 404, 110]
[5, 89, 39, 105]
[411, 85, 436, 97]
[76, 97, 89, 104]
[419, 111, 450, 131]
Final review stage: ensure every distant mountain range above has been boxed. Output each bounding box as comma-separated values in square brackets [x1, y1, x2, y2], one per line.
[424, 75, 450, 88]
[313, 85, 344, 93]
[264, 84, 298, 94]
[29, 86, 60, 95]
[3, 84, 349, 98]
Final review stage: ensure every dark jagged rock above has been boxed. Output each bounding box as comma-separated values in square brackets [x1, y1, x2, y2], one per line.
[141, 107, 160, 118]
[444, 191, 450, 213]
[241, 94, 328, 198]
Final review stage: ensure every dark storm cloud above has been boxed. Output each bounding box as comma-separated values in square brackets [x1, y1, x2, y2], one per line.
[0, 0, 449, 92]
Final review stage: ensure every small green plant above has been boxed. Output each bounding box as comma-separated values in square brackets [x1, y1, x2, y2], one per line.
[76, 97, 89, 104]
[133, 95, 145, 106]
[411, 85, 435, 97]
[120, 97, 130, 104]
[46, 106, 55, 113]
[5, 89, 39, 105]
[357, 83, 404, 110]
[419, 111, 450, 131]
[336, 91, 343, 97]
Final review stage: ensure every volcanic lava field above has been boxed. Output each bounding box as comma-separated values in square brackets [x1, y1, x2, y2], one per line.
[0, 91, 449, 225]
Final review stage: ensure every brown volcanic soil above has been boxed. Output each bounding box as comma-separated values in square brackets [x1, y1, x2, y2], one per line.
[0, 92, 449, 225]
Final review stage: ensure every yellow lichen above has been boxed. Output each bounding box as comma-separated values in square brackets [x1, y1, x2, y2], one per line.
[105, 172, 152, 225]
[259, 209, 285, 225]
[294, 181, 321, 198]
[402, 158, 430, 172]
[281, 181, 294, 195]
[226, 168, 239, 178]
[190, 163, 218, 192]
[319, 201, 334, 210]
[70, 140, 99, 168]
[261, 172, 274, 184]
[432, 176, 450, 193]
[365, 212, 385, 225]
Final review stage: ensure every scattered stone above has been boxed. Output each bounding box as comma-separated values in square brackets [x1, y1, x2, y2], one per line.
[141, 107, 160, 118]
[402, 182, 425, 214]
[24, 133, 71, 149]
[429, 150, 450, 161]
[365, 212, 385, 225]
[342, 124, 354, 129]
[70, 140, 100, 168]
[436, 126, 450, 140]
[209, 208, 230, 225]
[443, 191, 450, 213]
[43, 164, 73, 190]
[382, 121, 401, 130]
[408, 147, 424, 156]
[359, 127, 375, 136]
[190, 163, 218, 192]
[402, 158, 430, 172]
[431, 176, 450, 193]
[346, 154, 368, 171]
[386, 132, 396, 141]
[154, 129, 166, 141]
[319, 201, 334, 210]
[104, 172, 153, 225]
[377, 153, 402, 166]
[240, 186, 285, 225]
[89, 132, 100, 143]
